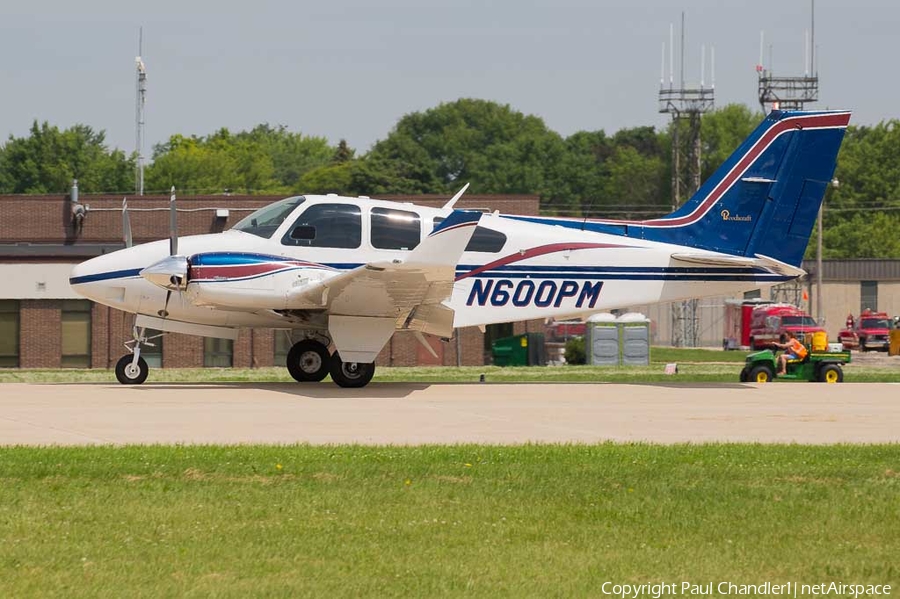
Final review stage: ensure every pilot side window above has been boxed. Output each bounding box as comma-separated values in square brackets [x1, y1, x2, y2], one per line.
[282, 203, 361, 248]
[432, 217, 507, 253]
[371, 207, 421, 250]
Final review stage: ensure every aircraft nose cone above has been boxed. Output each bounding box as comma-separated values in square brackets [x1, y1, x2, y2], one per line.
[69, 257, 101, 287]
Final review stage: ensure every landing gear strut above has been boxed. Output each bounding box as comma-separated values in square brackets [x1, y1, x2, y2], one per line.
[114, 326, 159, 385]
[286, 339, 331, 382]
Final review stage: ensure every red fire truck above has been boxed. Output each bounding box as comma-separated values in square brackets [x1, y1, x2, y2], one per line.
[838, 310, 892, 352]
[724, 300, 824, 350]
[747, 303, 824, 350]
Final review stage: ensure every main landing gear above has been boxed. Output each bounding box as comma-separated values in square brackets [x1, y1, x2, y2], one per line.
[284, 335, 375, 388]
[115, 327, 161, 385]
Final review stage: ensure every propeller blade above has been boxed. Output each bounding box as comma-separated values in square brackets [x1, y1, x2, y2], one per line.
[158, 290, 172, 318]
[122, 197, 133, 248]
[169, 186, 178, 256]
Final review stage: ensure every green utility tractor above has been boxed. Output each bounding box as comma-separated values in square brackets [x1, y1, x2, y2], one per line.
[739, 347, 851, 383]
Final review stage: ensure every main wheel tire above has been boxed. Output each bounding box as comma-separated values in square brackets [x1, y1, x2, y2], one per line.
[860, 339, 868, 352]
[818, 364, 843, 383]
[286, 340, 330, 382]
[739, 367, 750, 382]
[329, 352, 375, 388]
[115, 354, 149, 385]
[749, 364, 774, 383]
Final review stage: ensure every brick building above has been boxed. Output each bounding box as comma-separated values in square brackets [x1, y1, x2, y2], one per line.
[0, 192, 542, 370]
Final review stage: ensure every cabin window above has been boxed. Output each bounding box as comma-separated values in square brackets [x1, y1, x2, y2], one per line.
[371, 208, 421, 250]
[232, 196, 305, 238]
[282, 203, 361, 248]
[0, 300, 19, 367]
[61, 299, 92, 368]
[432, 217, 507, 253]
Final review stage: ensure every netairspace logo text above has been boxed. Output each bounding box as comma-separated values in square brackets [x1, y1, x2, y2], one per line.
[600, 581, 892, 598]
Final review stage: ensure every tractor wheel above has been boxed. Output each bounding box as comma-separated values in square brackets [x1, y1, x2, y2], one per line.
[749, 365, 774, 383]
[818, 364, 843, 383]
[739, 367, 750, 382]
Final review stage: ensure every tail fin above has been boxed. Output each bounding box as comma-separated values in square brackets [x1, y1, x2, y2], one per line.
[587, 110, 851, 266]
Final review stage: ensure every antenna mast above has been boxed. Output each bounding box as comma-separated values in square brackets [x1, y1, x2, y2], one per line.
[657, 12, 714, 348]
[135, 28, 147, 196]
[757, 0, 818, 112]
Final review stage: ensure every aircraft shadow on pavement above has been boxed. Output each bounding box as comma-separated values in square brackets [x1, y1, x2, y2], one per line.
[128, 382, 433, 399]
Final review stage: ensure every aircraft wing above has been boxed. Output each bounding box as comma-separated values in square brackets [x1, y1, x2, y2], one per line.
[284, 209, 482, 337]
[671, 252, 806, 277]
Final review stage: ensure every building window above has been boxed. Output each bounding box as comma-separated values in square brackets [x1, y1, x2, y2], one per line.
[0, 300, 20, 368]
[274, 331, 293, 367]
[860, 281, 878, 313]
[743, 289, 761, 300]
[142, 330, 163, 368]
[371, 207, 421, 250]
[61, 300, 92, 368]
[204, 337, 233, 368]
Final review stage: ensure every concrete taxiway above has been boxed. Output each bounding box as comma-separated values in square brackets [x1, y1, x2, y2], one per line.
[1, 382, 898, 445]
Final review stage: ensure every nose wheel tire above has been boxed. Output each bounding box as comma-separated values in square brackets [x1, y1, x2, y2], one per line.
[115, 355, 149, 385]
[286, 340, 331, 382]
[329, 352, 375, 388]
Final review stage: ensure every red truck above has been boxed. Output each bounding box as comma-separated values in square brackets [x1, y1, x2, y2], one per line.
[838, 310, 892, 352]
[748, 303, 825, 350]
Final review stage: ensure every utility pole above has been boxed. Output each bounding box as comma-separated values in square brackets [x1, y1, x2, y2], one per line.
[135, 27, 147, 196]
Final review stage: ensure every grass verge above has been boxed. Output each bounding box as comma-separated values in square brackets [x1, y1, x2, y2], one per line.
[1, 444, 898, 597]
[2, 362, 899, 384]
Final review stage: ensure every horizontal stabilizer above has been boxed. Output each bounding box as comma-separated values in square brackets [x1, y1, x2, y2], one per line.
[671, 252, 806, 277]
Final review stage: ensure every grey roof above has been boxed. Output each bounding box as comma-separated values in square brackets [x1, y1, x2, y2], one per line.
[802, 259, 900, 281]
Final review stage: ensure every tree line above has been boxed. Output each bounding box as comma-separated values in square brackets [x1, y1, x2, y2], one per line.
[1, 99, 897, 258]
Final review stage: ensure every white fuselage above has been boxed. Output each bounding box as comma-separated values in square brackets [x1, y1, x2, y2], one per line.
[70, 195, 788, 333]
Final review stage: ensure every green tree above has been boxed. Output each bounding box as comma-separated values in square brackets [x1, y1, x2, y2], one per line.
[367, 99, 567, 199]
[699, 104, 762, 181]
[146, 125, 335, 194]
[0, 121, 134, 193]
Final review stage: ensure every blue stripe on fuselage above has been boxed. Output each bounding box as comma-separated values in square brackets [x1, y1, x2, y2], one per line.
[69, 268, 143, 286]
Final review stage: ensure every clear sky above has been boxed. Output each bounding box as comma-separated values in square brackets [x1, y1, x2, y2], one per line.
[0, 1, 894, 155]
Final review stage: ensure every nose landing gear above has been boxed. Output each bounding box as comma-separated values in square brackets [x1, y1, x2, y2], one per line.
[114, 326, 161, 385]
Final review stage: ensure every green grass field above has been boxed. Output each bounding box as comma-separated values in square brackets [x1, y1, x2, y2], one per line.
[1, 444, 898, 597]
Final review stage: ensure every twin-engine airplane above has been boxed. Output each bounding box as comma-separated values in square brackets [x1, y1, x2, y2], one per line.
[70, 109, 850, 387]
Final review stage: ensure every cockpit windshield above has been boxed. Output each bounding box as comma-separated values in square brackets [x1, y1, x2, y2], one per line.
[232, 197, 306, 238]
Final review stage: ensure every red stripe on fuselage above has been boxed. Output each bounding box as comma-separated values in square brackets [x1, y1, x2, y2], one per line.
[455, 242, 632, 281]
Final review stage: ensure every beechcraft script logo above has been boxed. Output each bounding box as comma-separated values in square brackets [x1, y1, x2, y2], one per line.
[721, 209, 752, 222]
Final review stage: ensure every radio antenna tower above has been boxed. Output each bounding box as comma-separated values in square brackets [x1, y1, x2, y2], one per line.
[658, 12, 714, 347]
[757, 0, 819, 112]
[135, 28, 147, 196]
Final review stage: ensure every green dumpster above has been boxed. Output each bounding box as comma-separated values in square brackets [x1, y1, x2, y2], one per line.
[491, 333, 546, 366]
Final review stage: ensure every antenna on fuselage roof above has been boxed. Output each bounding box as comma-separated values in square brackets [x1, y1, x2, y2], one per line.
[442, 182, 470, 210]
